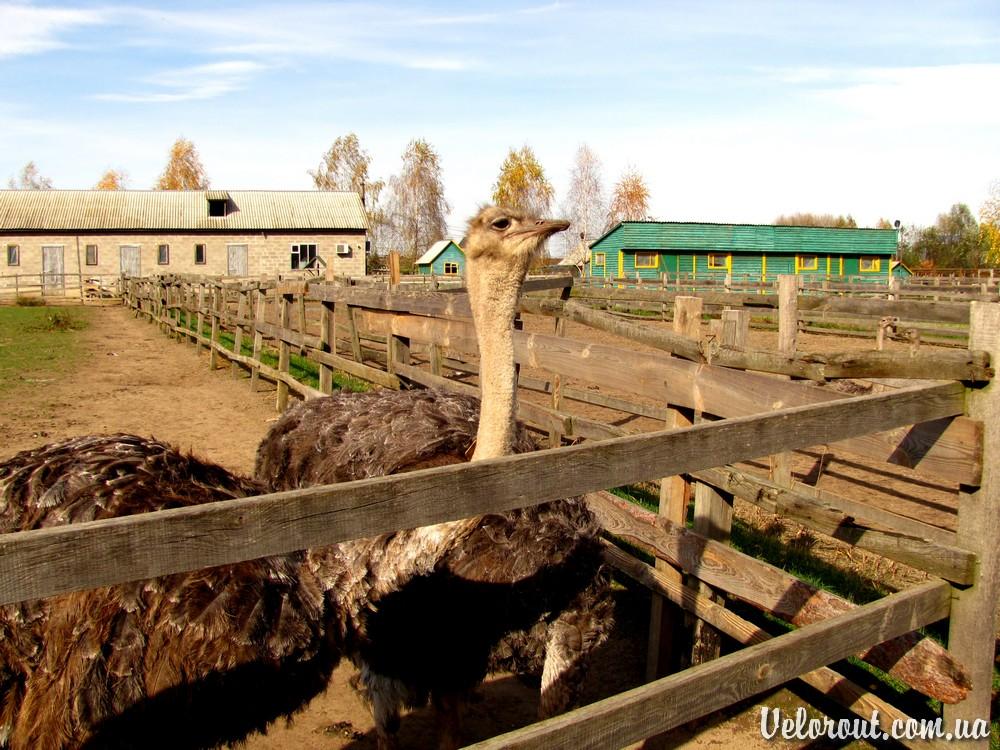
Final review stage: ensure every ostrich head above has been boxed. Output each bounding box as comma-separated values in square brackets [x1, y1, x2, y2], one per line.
[462, 206, 570, 460]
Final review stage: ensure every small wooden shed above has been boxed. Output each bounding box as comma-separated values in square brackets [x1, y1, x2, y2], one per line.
[588, 221, 899, 283]
[416, 240, 464, 276]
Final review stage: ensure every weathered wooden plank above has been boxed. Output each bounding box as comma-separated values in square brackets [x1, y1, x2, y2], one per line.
[515, 328, 981, 484]
[588, 491, 969, 702]
[944, 302, 1000, 747]
[276, 294, 291, 411]
[601, 541, 948, 750]
[306, 347, 401, 390]
[693, 467, 973, 582]
[210, 343, 324, 401]
[467, 580, 953, 750]
[0, 382, 964, 610]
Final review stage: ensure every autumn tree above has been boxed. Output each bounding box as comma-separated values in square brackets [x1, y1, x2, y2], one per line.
[774, 212, 857, 228]
[606, 168, 650, 227]
[310, 133, 388, 265]
[492, 145, 554, 216]
[383, 139, 450, 267]
[561, 144, 606, 255]
[904, 203, 988, 269]
[155, 138, 209, 190]
[95, 169, 128, 190]
[980, 180, 1000, 266]
[7, 161, 53, 189]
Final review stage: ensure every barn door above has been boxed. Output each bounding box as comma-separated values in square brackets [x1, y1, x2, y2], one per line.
[41, 246, 65, 294]
[119, 245, 140, 277]
[227, 244, 248, 276]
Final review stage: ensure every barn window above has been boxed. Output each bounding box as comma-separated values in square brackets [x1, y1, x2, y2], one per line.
[157, 244, 170, 265]
[635, 251, 658, 269]
[85, 245, 98, 265]
[443, 261, 459, 275]
[859, 257, 881, 272]
[194, 244, 207, 265]
[291, 243, 318, 270]
[796, 254, 818, 272]
[593, 252, 606, 266]
[208, 199, 227, 217]
[708, 253, 729, 270]
[6, 244, 19, 266]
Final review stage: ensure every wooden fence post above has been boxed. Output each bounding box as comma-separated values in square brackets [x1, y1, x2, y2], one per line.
[388, 332, 411, 375]
[389, 251, 401, 289]
[943, 302, 1000, 748]
[346, 304, 364, 363]
[319, 300, 335, 394]
[208, 284, 221, 369]
[771, 275, 798, 486]
[231, 290, 248, 378]
[249, 288, 266, 392]
[646, 295, 703, 679]
[276, 292, 292, 411]
[549, 284, 572, 447]
[721, 308, 749, 351]
[195, 284, 206, 352]
[297, 293, 308, 357]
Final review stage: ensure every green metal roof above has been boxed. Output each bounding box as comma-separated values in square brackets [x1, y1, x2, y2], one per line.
[0, 190, 368, 232]
[590, 221, 898, 256]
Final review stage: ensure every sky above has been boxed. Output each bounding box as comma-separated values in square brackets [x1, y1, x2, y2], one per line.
[1, 0, 999, 244]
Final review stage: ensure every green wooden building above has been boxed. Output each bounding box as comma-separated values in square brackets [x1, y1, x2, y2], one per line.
[588, 221, 899, 283]
[416, 240, 465, 276]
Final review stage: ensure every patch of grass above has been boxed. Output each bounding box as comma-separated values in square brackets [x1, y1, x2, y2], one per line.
[15, 296, 46, 307]
[0, 306, 91, 392]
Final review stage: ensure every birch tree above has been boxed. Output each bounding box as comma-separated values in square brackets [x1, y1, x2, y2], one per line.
[155, 138, 209, 190]
[606, 168, 650, 227]
[95, 169, 128, 190]
[561, 144, 606, 255]
[384, 138, 450, 266]
[981, 180, 1000, 266]
[7, 161, 53, 189]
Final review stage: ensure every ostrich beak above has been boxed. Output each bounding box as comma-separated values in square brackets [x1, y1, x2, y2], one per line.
[529, 218, 571, 239]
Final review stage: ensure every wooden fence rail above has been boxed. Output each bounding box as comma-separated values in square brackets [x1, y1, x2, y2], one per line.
[110, 275, 999, 748]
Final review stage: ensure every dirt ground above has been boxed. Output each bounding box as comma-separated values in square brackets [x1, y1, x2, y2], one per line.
[1, 304, 932, 749]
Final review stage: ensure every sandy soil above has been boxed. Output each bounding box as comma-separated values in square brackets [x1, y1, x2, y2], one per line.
[1, 304, 923, 749]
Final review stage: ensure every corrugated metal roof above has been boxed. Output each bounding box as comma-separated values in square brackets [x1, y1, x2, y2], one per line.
[591, 221, 898, 256]
[416, 239, 462, 265]
[0, 190, 368, 231]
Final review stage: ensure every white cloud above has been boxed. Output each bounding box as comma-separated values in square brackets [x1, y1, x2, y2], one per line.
[95, 59, 270, 103]
[0, 3, 104, 58]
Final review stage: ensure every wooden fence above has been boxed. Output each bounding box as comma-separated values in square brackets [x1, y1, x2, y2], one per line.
[0, 272, 121, 304]
[3, 273, 997, 748]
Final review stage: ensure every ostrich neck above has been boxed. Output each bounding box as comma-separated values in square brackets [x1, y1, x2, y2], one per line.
[467, 263, 523, 461]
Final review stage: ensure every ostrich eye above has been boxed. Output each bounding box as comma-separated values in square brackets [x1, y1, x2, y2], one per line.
[491, 218, 511, 231]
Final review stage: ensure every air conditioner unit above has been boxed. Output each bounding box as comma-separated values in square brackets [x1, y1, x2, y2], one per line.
[335, 243, 351, 256]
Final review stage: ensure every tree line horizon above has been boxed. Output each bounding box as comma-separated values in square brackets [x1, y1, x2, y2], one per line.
[7, 136, 999, 271]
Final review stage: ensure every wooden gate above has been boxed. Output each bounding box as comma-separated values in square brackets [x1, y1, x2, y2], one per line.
[41, 246, 64, 294]
[227, 245, 248, 276]
[120, 245, 140, 277]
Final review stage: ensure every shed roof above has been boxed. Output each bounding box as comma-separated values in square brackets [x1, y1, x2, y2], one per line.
[416, 239, 463, 266]
[590, 221, 898, 256]
[0, 190, 368, 231]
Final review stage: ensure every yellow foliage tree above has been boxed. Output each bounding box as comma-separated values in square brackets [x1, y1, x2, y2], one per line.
[492, 145, 554, 216]
[155, 138, 209, 190]
[980, 180, 1000, 266]
[95, 169, 128, 190]
[606, 168, 650, 227]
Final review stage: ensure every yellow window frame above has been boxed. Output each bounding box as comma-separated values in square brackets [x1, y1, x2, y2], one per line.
[635, 251, 658, 269]
[796, 254, 819, 272]
[859, 257, 881, 273]
[592, 252, 606, 266]
[707, 253, 730, 270]
[443, 261, 459, 275]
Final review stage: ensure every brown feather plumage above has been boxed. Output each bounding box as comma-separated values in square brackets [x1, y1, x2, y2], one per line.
[255, 388, 613, 743]
[0, 434, 343, 749]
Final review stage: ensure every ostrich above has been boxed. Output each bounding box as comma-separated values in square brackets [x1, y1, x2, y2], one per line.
[255, 206, 613, 747]
[0, 206, 611, 750]
[0, 434, 344, 749]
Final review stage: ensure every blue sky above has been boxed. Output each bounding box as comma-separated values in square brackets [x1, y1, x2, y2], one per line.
[2, 0, 998, 240]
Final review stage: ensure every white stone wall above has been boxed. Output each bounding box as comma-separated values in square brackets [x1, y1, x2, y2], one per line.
[1, 231, 367, 287]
